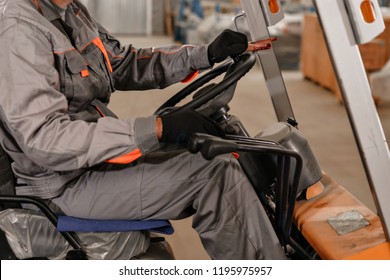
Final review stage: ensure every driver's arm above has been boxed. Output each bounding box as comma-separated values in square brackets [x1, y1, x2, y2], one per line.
[99, 26, 248, 91]
[98, 24, 211, 90]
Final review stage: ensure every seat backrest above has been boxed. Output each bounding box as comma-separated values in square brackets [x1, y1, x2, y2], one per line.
[0, 145, 19, 210]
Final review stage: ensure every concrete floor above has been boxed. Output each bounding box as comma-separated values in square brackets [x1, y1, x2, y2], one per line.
[109, 35, 390, 260]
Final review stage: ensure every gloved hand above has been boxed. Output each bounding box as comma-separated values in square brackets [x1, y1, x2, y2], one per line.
[160, 109, 225, 144]
[207, 29, 248, 64]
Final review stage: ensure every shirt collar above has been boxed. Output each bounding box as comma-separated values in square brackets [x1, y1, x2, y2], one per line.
[33, 1, 95, 50]
[37, 0, 81, 22]
[37, 0, 64, 21]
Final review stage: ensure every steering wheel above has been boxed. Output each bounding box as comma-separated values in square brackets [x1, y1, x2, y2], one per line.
[154, 53, 256, 116]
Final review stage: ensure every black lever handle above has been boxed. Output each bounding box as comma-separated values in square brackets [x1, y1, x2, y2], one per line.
[187, 133, 218, 154]
[201, 139, 238, 160]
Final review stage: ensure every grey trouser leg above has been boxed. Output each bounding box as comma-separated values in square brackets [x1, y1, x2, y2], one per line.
[51, 149, 286, 260]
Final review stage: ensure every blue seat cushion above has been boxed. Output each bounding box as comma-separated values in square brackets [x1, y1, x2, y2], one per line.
[57, 215, 174, 235]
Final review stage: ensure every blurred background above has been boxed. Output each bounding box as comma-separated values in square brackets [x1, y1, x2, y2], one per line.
[79, 0, 390, 259]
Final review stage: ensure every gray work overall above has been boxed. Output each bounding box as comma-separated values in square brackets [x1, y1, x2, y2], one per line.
[0, 0, 285, 259]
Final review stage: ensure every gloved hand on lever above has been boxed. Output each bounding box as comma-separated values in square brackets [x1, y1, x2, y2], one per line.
[207, 29, 276, 65]
[207, 29, 248, 64]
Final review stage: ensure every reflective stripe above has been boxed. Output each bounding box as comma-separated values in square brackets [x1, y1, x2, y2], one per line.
[93, 105, 105, 117]
[106, 149, 142, 164]
[32, 0, 43, 15]
[95, 106, 142, 164]
[181, 70, 199, 83]
[232, 152, 240, 159]
[91, 37, 113, 73]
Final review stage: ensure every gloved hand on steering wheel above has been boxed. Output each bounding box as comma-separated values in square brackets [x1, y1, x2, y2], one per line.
[208, 29, 248, 65]
[159, 109, 225, 144]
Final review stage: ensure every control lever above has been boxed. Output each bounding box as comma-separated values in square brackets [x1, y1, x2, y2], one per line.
[187, 133, 217, 154]
[187, 133, 238, 160]
[231, 37, 277, 62]
[247, 37, 277, 52]
[200, 139, 238, 160]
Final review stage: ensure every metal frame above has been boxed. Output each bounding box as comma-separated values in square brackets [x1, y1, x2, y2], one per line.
[240, 0, 390, 240]
[0, 195, 84, 252]
[194, 134, 303, 248]
[313, 0, 390, 240]
[239, 0, 295, 123]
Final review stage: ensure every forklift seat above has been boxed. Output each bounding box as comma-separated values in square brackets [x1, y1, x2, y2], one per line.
[0, 145, 174, 260]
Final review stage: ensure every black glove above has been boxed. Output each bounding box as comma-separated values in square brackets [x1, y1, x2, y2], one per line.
[160, 109, 225, 144]
[208, 29, 248, 64]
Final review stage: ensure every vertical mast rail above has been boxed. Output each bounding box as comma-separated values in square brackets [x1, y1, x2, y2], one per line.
[313, 0, 390, 240]
[240, 0, 295, 123]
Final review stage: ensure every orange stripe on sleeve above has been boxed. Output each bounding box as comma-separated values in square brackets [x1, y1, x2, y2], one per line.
[105, 149, 142, 164]
[181, 70, 199, 83]
[232, 152, 240, 159]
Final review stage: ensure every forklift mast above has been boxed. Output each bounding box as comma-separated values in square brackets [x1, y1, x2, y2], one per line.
[239, 0, 390, 241]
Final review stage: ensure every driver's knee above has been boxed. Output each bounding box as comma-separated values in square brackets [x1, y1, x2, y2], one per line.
[198, 154, 249, 197]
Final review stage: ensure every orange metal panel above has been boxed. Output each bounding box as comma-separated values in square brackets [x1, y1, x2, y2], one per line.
[344, 242, 390, 260]
[294, 174, 387, 260]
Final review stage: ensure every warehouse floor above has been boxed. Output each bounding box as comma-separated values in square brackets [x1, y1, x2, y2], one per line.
[109, 35, 390, 259]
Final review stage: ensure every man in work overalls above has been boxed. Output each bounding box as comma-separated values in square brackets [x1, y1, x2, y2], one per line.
[0, 0, 285, 259]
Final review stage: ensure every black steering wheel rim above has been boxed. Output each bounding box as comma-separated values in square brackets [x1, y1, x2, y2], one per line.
[155, 53, 256, 115]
